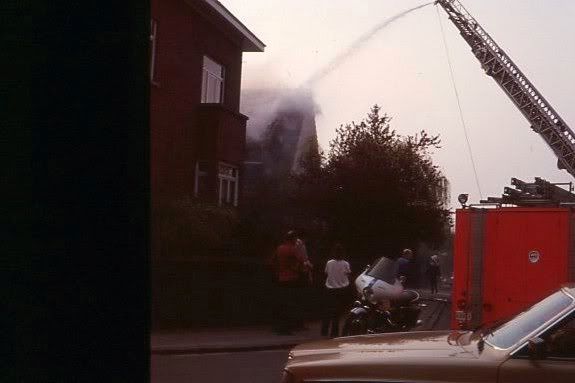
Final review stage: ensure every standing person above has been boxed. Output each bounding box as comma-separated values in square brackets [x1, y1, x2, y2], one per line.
[396, 248, 413, 286]
[427, 255, 441, 294]
[294, 236, 313, 330]
[274, 230, 306, 335]
[295, 237, 313, 285]
[321, 243, 351, 338]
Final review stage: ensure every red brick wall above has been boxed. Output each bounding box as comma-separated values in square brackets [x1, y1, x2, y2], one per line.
[150, 0, 244, 201]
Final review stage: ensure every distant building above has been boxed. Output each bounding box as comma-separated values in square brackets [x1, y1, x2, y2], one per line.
[150, 0, 264, 208]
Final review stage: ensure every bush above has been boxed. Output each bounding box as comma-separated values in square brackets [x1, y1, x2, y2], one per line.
[153, 198, 240, 259]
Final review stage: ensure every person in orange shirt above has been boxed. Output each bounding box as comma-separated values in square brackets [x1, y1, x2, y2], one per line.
[274, 230, 306, 335]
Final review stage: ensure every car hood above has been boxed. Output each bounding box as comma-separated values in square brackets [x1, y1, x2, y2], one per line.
[286, 331, 500, 382]
[289, 330, 477, 363]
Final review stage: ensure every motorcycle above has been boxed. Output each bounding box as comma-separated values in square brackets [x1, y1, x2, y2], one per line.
[342, 256, 423, 336]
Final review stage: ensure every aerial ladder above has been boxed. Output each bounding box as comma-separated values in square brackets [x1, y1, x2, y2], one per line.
[435, 0, 575, 178]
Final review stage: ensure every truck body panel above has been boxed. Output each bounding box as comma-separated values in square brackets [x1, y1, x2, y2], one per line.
[452, 207, 574, 329]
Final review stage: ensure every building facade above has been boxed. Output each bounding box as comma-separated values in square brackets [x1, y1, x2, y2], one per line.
[150, 0, 264, 208]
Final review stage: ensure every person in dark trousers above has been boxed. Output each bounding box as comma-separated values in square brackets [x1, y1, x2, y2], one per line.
[293, 236, 313, 330]
[321, 243, 351, 337]
[426, 254, 441, 294]
[273, 230, 306, 335]
[396, 248, 413, 286]
[295, 237, 313, 285]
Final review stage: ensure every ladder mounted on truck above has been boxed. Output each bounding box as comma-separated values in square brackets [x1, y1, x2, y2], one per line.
[480, 177, 575, 206]
[435, 0, 575, 178]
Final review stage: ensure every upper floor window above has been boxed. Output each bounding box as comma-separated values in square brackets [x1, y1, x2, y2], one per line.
[150, 19, 158, 83]
[202, 56, 224, 103]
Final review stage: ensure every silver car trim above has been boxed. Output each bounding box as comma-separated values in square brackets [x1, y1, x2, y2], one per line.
[565, 287, 575, 299]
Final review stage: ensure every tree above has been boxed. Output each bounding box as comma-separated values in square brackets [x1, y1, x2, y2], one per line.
[298, 105, 449, 263]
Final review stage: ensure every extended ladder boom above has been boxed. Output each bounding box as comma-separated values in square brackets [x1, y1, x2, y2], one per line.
[435, 0, 575, 177]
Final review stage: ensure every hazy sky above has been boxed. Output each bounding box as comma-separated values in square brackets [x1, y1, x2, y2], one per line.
[220, 0, 575, 208]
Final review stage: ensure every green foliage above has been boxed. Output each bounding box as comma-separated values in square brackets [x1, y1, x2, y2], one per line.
[297, 105, 449, 262]
[153, 198, 240, 258]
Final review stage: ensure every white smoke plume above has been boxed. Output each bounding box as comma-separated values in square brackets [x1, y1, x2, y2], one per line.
[241, 2, 432, 171]
[241, 87, 320, 141]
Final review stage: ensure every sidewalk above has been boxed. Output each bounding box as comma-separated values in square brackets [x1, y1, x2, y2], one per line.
[151, 290, 451, 355]
[151, 321, 326, 355]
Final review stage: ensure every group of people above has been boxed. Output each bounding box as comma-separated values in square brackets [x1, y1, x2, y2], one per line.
[271, 231, 442, 337]
[396, 248, 442, 294]
[271, 230, 351, 336]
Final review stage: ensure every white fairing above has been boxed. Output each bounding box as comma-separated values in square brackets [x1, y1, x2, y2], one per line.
[355, 271, 404, 303]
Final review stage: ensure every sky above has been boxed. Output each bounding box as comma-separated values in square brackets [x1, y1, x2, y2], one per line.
[220, 0, 575, 209]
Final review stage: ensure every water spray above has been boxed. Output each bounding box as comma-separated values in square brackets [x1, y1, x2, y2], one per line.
[302, 2, 433, 88]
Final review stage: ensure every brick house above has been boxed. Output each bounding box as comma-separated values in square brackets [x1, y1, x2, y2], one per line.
[150, 0, 265, 327]
[150, 0, 264, 208]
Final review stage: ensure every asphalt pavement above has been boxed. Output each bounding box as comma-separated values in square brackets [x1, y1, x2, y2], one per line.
[151, 349, 289, 383]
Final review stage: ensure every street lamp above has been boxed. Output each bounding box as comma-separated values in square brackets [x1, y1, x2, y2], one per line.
[458, 193, 469, 208]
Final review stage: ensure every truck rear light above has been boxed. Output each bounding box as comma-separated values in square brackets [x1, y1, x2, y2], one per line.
[455, 310, 470, 329]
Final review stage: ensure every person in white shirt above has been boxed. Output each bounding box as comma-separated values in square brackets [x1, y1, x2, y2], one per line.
[321, 243, 351, 337]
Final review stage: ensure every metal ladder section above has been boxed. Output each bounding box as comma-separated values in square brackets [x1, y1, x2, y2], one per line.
[435, 0, 575, 178]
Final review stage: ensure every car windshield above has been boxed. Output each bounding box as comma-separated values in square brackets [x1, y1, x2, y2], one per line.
[484, 290, 574, 349]
[366, 257, 397, 284]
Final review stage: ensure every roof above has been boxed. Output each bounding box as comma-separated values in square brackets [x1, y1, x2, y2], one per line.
[200, 0, 265, 52]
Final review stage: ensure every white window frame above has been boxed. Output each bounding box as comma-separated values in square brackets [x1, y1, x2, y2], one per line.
[217, 162, 238, 207]
[194, 161, 208, 197]
[150, 19, 158, 83]
[201, 56, 225, 103]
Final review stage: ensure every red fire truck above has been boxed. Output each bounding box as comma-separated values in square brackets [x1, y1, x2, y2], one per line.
[435, 0, 575, 329]
[453, 204, 575, 329]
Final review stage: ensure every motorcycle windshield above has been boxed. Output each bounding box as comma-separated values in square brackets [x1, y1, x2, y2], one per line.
[366, 257, 398, 284]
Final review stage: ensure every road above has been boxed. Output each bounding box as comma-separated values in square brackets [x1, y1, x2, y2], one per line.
[151, 349, 289, 383]
[151, 300, 452, 383]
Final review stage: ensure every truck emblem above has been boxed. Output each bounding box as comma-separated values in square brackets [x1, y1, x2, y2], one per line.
[528, 250, 540, 264]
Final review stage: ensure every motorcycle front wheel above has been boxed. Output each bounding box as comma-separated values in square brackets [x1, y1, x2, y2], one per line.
[341, 314, 367, 336]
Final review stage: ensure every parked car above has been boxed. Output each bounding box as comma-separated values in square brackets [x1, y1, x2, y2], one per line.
[280, 285, 575, 383]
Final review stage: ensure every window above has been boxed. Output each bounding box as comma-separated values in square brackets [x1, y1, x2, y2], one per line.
[485, 291, 573, 349]
[202, 56, 224, 103]
[543, 312, 575, 359]
[150, 19, 158, 83]
[218, 163, 238, 206]
[366, 257, 398, 284]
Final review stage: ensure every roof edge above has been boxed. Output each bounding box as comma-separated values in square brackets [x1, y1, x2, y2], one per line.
[203, 0, 265, 52]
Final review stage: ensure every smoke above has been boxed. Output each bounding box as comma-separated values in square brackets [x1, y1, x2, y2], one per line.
[242, 88, 319, 141]
[303, 2, 433, 88]
[241, 2, 433, 170]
